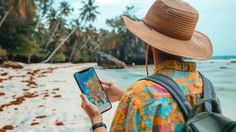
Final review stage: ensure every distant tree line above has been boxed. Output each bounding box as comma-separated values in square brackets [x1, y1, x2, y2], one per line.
[0, 0, 146, 64]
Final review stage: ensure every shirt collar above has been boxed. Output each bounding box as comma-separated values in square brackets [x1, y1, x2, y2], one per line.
[154, 60, 197, 73]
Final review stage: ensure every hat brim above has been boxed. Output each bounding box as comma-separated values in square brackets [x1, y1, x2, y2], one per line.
[123, 16, 213, 60]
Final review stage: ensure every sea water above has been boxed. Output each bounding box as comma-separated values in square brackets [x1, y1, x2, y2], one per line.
[95, 60, 236, 120]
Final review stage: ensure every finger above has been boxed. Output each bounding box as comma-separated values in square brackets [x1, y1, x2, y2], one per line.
[100, 80, 112, 86]
[80, 94, 89, 104]
[81, 102, 85, 109]
[102, 84, 108, 90]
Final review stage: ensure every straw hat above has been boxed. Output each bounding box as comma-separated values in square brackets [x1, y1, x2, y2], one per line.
[123, 0, 213, 60]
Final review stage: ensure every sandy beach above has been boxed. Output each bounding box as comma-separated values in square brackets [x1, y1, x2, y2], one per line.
[0, 60, 236, 132]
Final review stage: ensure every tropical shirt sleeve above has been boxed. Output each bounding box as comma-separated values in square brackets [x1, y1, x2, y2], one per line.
[110, 81, 159, 132]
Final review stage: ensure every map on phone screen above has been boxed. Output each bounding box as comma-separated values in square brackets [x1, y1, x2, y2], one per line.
[74, 68, 111, 111]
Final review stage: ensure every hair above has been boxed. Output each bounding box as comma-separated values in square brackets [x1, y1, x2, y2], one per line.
[155, 49, 182, 61]
[145, 45, 182, 76]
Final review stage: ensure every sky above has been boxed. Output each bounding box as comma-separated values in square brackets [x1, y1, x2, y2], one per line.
[54, 0, 236, 56]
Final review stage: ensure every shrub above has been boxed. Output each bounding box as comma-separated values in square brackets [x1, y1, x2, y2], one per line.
[51, 53, 66, 62]
[0, 47, 7, 56]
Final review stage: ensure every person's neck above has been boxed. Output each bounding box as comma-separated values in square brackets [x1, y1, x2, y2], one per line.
[155, 57, 182, 65]
[152, 48, 182, 66]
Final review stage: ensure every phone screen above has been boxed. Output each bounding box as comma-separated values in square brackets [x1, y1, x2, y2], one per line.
[74, 68, 112, 113]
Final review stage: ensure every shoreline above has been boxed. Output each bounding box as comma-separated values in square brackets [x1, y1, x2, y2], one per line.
[1, 57, 236, 68]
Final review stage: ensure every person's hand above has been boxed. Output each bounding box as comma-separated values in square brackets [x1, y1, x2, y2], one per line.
[100, 80, 125, 102]
[80, 94, 103, 125]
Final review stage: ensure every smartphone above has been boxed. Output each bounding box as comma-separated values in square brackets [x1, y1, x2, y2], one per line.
[74, 67, 112, 114]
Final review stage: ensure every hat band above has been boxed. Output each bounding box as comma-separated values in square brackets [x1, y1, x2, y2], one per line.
[143, 19, 193, 41]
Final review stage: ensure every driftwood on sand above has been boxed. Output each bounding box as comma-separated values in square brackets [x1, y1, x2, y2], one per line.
[0, 61, 24, 69]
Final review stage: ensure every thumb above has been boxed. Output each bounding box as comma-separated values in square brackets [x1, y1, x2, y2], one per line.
[102, 84, 109, 90]
[80, 94, 89, 104]
[100, 80, 112, 86]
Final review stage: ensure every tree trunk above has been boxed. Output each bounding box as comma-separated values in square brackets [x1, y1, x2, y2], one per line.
[42, 26, 79, 63]
[69, 39, 78, 62]
[77, 37, 91, 51]
[45, 21, 60, 49]
[28, 55, 31, 64]
[91, 45, 100, 52]
[120, 44, 126, 62]
[34, 21, 41, 31]
[0, 7, 13, 28]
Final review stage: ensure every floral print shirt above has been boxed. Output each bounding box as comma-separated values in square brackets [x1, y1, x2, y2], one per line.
[110, 60, 203, 132]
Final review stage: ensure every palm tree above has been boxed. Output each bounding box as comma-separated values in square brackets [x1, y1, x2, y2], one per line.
[44, 8, 58, 48]
[34, 0, 53, 32]
[0, 6, 13, 27]
[79, 0, 100, 25]
[36, 0, 53, 15]
[69, 0, 100, 62]
[44, 1, 73, 49]
[69, 19, 82, 62]
[17, 0, 36, 17]
[59, 1, 73, 17]
[44, 0, 100, 63]
[42, 26, 79, 63]
[43, 0, 100, 63]
[0, 0, 36, 27]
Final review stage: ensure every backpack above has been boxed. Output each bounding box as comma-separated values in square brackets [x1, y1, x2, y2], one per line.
[142, 73, 236, 132]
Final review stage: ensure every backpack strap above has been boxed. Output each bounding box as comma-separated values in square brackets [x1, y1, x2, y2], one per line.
[141, 74, 192, 121]
[199, 72, 222, 113]
[199, 72, 215, 112]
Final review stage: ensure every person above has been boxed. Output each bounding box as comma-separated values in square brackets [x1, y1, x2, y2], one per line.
[80, 0, 214, 131]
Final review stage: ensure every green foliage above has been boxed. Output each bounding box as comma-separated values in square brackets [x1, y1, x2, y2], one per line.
[51, 52, 66, 62]
[0, 0, 144, 64]
[9, 34, 38, 56]
[36, 0, 54, 17]
[0, 47, 7, 56]
[79, 0, 100, 25]
[99, 6, 145, 63]
[59, 1, 73, 17]
[0, 15, 38, 59]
